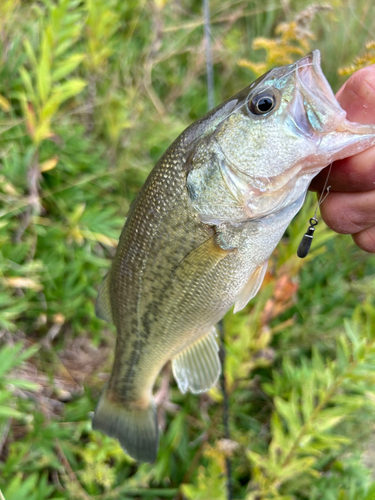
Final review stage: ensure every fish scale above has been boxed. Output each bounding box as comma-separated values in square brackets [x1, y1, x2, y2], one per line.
[109, 138, 192, 388]
[92, 50, 375, 463]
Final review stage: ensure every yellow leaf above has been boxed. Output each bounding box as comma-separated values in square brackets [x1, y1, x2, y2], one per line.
[208, 386, 223, 403]
[70, 227, 84, 246]
[3, 277, 43, 291]
[81, 229, 118, 248]
[0, 95, 11, 112]
[53, 313, 65, 325]
[2, 182, 18, 196]
[33, 216, 53, 226]
[40, 157, 58, 172]
[154, 0, 169, 9]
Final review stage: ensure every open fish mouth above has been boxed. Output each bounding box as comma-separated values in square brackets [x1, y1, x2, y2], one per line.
[188, 49, 375, 224]
[291, 50, 346, 137]
[291, 49, 375, 166]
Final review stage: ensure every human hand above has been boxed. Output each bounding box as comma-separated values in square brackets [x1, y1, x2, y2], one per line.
[309, 65, 375, 253]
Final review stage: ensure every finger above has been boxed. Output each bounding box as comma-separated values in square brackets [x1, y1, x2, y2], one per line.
[309, 148, 375, 192]
[352, 226, 375, 253]
[336, 64, 375, 121]
[310, 65, 375, 193]
[319, 190, 375, 234]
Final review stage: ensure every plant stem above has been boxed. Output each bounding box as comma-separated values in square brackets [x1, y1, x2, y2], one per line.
[54, 439, 92, 500]
[203, 0, 214, 110]
[219, 319, 233, 500]
[13, 148, 40, 243]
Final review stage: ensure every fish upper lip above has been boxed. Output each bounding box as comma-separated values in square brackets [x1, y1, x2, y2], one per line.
[294, 50, 347, 135]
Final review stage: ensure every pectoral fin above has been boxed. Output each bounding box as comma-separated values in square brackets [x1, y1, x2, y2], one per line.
[174, 236, 233, 282]
[172, 327, 221, 394]
[95, 273, 113, 322]
[233, 260, 268, 313]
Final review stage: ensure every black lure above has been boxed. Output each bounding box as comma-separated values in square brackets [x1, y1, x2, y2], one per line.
[297, 217, 318, 258]
[297, 163, 332, 259]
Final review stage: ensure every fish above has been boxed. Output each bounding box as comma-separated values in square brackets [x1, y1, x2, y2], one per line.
[92, 50, 375, 463]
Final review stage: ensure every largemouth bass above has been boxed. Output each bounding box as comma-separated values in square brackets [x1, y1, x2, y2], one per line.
[92, 50, 375, 462]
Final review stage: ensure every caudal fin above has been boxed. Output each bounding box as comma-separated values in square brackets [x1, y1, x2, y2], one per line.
[92, 385, 159, 463]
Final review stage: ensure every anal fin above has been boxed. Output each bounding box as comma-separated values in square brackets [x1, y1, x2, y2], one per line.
[95, 272, 113, 322]
[172, 328, 221, 394]
[233, 260, 268, 313]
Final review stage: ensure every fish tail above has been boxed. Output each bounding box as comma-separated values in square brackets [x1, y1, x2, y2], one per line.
[92, 385, 159, 463]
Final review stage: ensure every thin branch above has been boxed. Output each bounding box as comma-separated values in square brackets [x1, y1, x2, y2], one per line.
[54, 439, 92, 500]
[218, 320, 233, 500]
[13, 149, 41, 243]
[0, 418, 11, 458]
[143, 3, 168, 118]
[203, 0, 214, 110]
[203, 0, 232, 495]
[164, 4, 282, 32]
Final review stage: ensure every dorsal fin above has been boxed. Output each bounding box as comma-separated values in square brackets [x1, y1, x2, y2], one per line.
[95, 272, 113, 322]
[172, 328, 221, 394]
[233, 260, 268, 313]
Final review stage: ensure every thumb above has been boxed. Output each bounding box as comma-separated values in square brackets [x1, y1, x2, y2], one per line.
[336, 64, 375, 124]
[310, 65, 375, 193]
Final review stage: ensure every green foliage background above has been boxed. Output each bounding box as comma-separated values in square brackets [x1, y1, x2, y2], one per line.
[1, 0, 375, 499]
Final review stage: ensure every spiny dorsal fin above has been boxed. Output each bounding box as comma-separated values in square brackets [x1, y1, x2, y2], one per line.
[174, 236, 233, 282]
[172, 328, 221, 394]
[95, 272, 113, 322]
[233, 260, 268, 313]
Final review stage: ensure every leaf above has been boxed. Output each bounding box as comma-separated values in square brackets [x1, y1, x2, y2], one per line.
[54, 37, 80, 57]
[0, 343, 38, 380]
[0, 95, 11, 112]
[34, 119, 53, 145]
[23, 38, 38, 70]
[40, 156, 59, 172]
[0, 406, 24, 419]
[6, 378, 40, 391]
[3, 473, 38, 500]
[80, 230, 118, 247]
[42, 79, 86, 118]
[274, 395, 302, 437]
[36, 32, 52, 104]
[3, 277, 43, 291]
[19, 67, 35, 101]
[54, 78, 87, 100]
[301, 374, 314, 422]
[52, 53, 85, 81]
[154, 0, 169, 9]
[336, 335, 350, 373]
[0, 344, 24, 379]
[69, 203, 85, 224]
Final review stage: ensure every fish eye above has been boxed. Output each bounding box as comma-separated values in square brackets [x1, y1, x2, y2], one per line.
[248, 92, 276, 115]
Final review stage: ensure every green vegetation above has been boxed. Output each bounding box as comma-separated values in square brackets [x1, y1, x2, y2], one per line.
[1, 0, 375, 498]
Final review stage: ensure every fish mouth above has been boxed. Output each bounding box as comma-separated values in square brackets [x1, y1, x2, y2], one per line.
[290, 50, 346, 136]
[290, 49, 375, 166]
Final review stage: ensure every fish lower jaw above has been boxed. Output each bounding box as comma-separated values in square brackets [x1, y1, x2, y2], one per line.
[245, 177, 311, 220]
